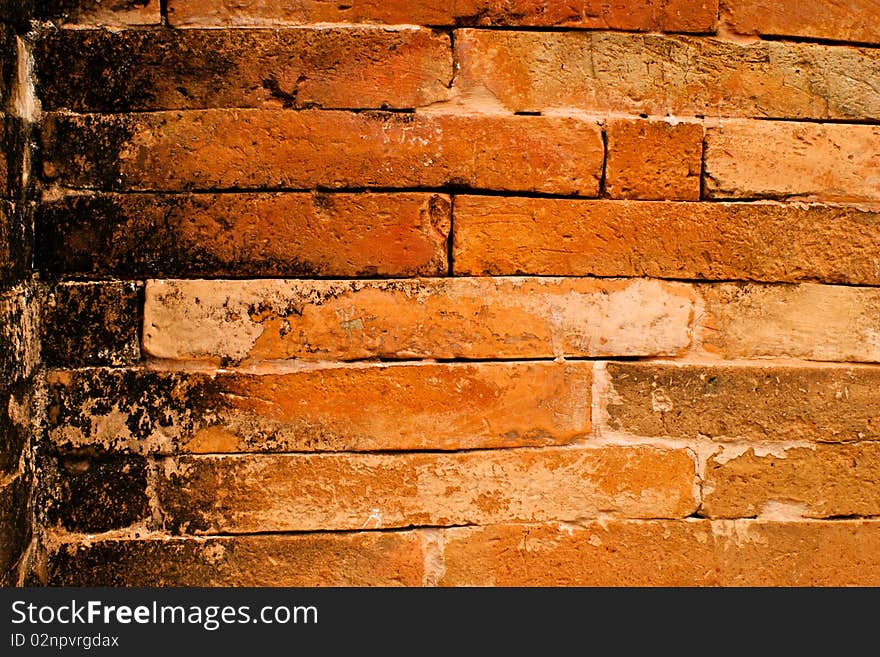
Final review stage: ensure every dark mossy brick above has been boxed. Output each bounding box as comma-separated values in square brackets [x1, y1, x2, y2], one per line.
[1, 200, 33, 287]
[0, 26, 15, 111]
[45, 451, 149, 532]
[0, 282, 40, 389]
[0, 379, 38, 477]
[39, 112, 135, 190]
[2, 114, 31, 201]
[43, 281, 142, 366]
[0, 474, 31, 585]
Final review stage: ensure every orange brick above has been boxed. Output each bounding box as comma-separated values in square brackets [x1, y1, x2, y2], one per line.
[722, 0, 880, 44]
[47, 362, 592, 453]
[35, 27, 452, 111]
[41, 110, 604, 194]
[158, 447, 698, 532]
[440, 519, 880, 586]
[456, 30, 880, 119]
[705, 120, 880, 202]
[168, 0, 718, 32]
[703, 443, 880, 519]
[453, 197, 880, 284]
[699, 283, 880, 362]
[46, 532, 426, 586]
[38, 192, 451, 278]
[37, 0, 160, 25]
[142, 278, 695, 362]
[603, 362, 880, 443]
[605, 119, 703, 200]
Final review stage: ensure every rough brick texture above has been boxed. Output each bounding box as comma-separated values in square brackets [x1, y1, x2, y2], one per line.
[7, 0, 880, 589]
[143, 278, 694, 361]
[158, 447, 697, 533]
[46, 362, 592, 454]
[167, 0, 719, 31]
[456, 30, 880, 119]
[40, 110, 604, 194]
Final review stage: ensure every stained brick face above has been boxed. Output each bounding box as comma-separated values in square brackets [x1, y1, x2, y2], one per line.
[3, 0, 880, 588]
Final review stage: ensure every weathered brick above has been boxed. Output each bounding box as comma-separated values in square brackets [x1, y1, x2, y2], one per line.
[167, 0, 718, 32]
[42, 281, 141, 367]
[0, 474, 30, 585]
[35, 0, 160, 25]
[35, 27, 452, 112]
[143, 278, 694, 362]
[47, 362, 592, 454]
[37, 192, 450, 278]
[722, 0, 880, 45]
[0, 200, 33, 287]
[0, 26, 15, 112]
[456, 30, 880, 119]
[440, 519, 880, 586]
[604, 362, 880, 443]
[705, 120, 880, 202]
[605, 119, 702, 200]
[0, 380, 38, 476]
[158, 447, 697, 533]
[1, 114, 26, 200]
[699, 283, 880, 362]
[453, 197, 880, 284]
[0, 282, 39, 390]
[44, 452, 149, 532]
[703, 443, 880, 519]
[46, 532, 425, 586]
[40, 110, 604, 194]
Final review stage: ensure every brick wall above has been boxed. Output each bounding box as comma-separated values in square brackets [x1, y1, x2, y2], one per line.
[5, 0, 880, 586]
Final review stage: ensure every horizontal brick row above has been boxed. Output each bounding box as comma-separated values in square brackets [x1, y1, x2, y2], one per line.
[35, 28, 453, 112]
[37, 193, 880, 284]
[40, 112, 880, 201]
[48, 361, 880, 456]
[44, 519, 880, 586]
[40, 278, 880, 366]
[456, 30, 880, 119]
[34, 0, 162, 26]
[167, 0, 719, 32]
[142, 278, 694, 362]
[40, 110, 603, 194]
[46, 362, 592, 454]
[158, 447, 697, 533]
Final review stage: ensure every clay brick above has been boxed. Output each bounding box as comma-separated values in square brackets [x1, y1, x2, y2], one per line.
[42, 281, 141, 367]
[158, 447, 698, 532]
[453, 197, 880, 284]
[35, 27, 452, 112]
[143, 278, 694, 362]
[46, 532, 425, 586]
[1, 114, 27, 200]
[0, 380, 38, 476]
[440, 519, 880, 586]
[604, 362, 880, 443]
[722, 0, 880, 45]
[168, 0, 718, 32]
[705, 120, 880, 202]
[1, 200, 33, 287]
[0, 26, 15, 112]
[0, 282, 39, 390]
[40, 110, 604, 194]
[605, 119, 703, 200]
[36, 192, 450, 278]
[703, 443, 880, 519]
[699, 283, 880, 362]
[35, 0, 160, 25]
[0, 474, 30, 585]
[44, 452, 149, 532]
[455, 30, 880, 119]
[46, 362, 592, 454]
